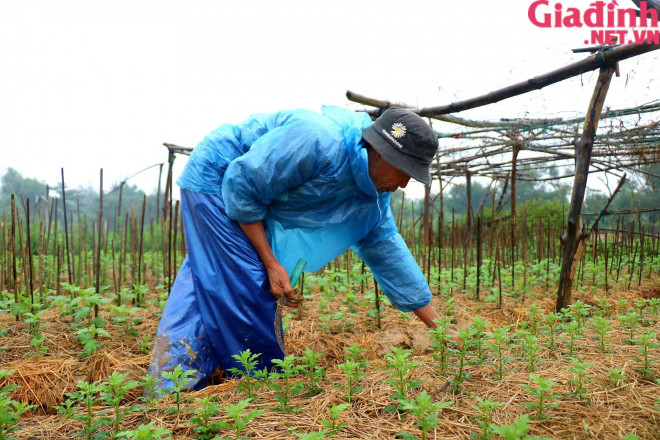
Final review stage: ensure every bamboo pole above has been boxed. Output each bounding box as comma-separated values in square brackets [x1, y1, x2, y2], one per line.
[556, 65, 616, 312]
[61, 169, 73, 285]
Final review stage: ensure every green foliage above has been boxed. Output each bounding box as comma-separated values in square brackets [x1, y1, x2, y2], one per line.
[429, 318, 452, 375]
[607, 368, 627, 387]
[189, 395, 222, 440]
[0, 370, 36, 440]
[521, 375, 560, 420]
[99, 372, 140, 439]
[320, 403, 350, 434]
[269, 354, 302, 411]
[160, 365, 196, 416]
[215, 398, 264, 440]
[633, 329, 659, 379]
[337, 344, 368, 403]
[567, 357, 593, 404]
[468, 316, 490, 364]
[490, 414, 552, 440]
[486, 325, 513, 381]
[298, 348, 325, 396]
[228, 349, 267, 399]
[448, 328, 474, 392]
[395, 391, 452, 440]
[591, 315, 611, 353]
[65, 380, 107, 440]
[515, 329, 541, 373]
[118, 421, 171, 440]
[384, 347, 423, 405]
[471, 395, 504, 440]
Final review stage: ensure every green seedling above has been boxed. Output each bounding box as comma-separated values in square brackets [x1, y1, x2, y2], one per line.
[634, 329, 659, 379]
[516, 329, 541, 373]
[594, 297, 612, 317]
[448, 328, 474, 391]
[591, 315, 611, 352]
[525, 304, 543, 337]
[618, 309, 641, 344]
[75, 323, 112, 358]
[189, 395, 222, 440]
[0, 370, 36, 440]
[337, 358, 364, 403]
[567, 357, 593, 404]
[384, 346, 423, 406]
[471, 395, 504, 440]
[486, 325, 513, 381]
[541, 312, 559, 348]
[216, 398, 264, 440]
[429, 318, 452, 375]
[160, 365, 196, 418]
[294, 430, 330, 440]
[269, 354, 303, 411]
[567, 301, 591, 327]
[99, 372, 140, 439]
[66, 380, 106, 440]
[139, 374, 159, 404]
[607, 368, 627, 387]
[118, 421, 171, 440]
[298, 348, 325, 396]
[468, 316, 490, 364]
[107, 304, 143, 336]
[521, 374, 560, 420]
[395, 391, 453, 440]
[320, 403, 350, 434]
[228, 349, 267, 399]
[489, 414, 552, 440]
[562, 320, 583, 356]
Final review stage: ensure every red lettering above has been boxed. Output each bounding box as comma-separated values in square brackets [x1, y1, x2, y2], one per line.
[529, 0, 552, 27]
[640, 1, 659, 27]
[585, 1, 605, 27]
[563, 8, 583, 27]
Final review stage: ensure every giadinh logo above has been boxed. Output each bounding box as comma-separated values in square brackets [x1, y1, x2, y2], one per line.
[528, 0, 659, 45]
[391, 123, 407, 139]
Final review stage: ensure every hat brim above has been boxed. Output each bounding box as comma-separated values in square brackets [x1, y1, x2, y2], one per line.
[362, 124, 432, 185]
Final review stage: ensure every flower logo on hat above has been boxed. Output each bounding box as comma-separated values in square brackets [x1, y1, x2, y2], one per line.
[391, 123, 406, 139]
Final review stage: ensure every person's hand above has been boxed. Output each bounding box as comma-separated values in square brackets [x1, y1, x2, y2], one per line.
[265, 261, 303, 308]
[445, 327, 463, 350]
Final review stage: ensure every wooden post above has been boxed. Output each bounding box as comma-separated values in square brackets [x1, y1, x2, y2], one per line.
[556, 65, 616, 312]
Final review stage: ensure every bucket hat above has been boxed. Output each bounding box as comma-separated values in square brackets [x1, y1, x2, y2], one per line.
[362, 108, 438, 185]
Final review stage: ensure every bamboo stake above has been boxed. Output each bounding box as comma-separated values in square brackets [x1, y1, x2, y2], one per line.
[61, 169, 73, 285]
[95, 169, 103, 321]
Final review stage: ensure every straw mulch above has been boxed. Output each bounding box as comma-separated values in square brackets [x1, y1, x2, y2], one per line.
[2, 279, 660, 439]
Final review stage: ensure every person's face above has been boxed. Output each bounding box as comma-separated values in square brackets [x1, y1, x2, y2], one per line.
[368, 150, 411, 193]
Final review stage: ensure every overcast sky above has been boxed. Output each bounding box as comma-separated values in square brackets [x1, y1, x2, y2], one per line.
[2, 0, 658, 198]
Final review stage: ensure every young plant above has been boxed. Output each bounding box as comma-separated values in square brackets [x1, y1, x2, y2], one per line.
[567, 301, 591, 327]
[525, 304, 543, 337]
[139, 374, 159, 404]
[384, 347, 423, 404]
[294, 430, 330, 440]
[269, 354, 303, 411]
[99, 372, 140, 438]
[189, 395, 222, 440]
[521, 374, 560, 420]
[468, 316, 490, 364]
[160, 365, 196, 418]
[216, 398, 264, 440]
[591, 315, 611, 352]
[118, 421, 171, 440]
[429, 318, 452, 375]
[486, 325, 513, 381]
[320, 403, 350, 434]
[471, 395, 504, 440]
[567, 357, 593, 404]
[618, 309, 641, 344]
[448, 328, 474, 391]
[67, 380, 106, 440]
[298, 348, 326, 396]
[395, 391, 453, 440]
[0, 370, 36, 440]
[227, 349, 267, 399]
[542, 312, 559, 348]
[561, 320, 583, 356]
[337, 344, 368, 403]
[490, 414, 552, 440]
[607, 368, 627, 387]
[634, 329, 659, 379]
[516, 329, 541, 373]
[107, 304, 143, 336]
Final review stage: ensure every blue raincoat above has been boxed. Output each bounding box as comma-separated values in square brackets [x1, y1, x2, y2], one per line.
[149, 106, 432, 389]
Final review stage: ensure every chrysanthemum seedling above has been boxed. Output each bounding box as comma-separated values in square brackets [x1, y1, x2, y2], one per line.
[118, 421, 171, 440]
[594, 297, 613, 317]
[521, 374, 560, 420]
[468, 316, 490, 365]
[337, 358, 365, 403]
[541, 312, 559, 348]
[567, 357, 593, 404]
[607, 368, 627, 387]
[216, 398, 264, 440]
[395, 391, 452, 440]
[99, 371, 141, 438]
[139, 374, 159, 404]
[561, 320, 583, 357]
[486, 325, 513, 381]
[320, 403, 350, 434]
[66, 380, 106, 440]
[294, 430, 330, 440]
[429, 318, 452, 375]
[385, 346, 423, 406]
[516, 329, 541, 373]
[448, 328, 474, 392]
[228, 349, 267, 399]
[633, 328, 659, 379]
[0, 370, 36, 440]
[160, 365, 196, 418]
[471, 395, 504, 440]
[618, 309, 642, 344]
[591, 315, 611, 353]
[524, 304, 543, 338]
[269, 354, 303, 411]
[567, 300, 591, 327]
[189, 395, 222, 440]
[489, 414, 552, 440]
[298, 348, 326, 396]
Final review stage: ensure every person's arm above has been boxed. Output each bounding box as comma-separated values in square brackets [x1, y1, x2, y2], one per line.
[239, 221, 302, 308]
